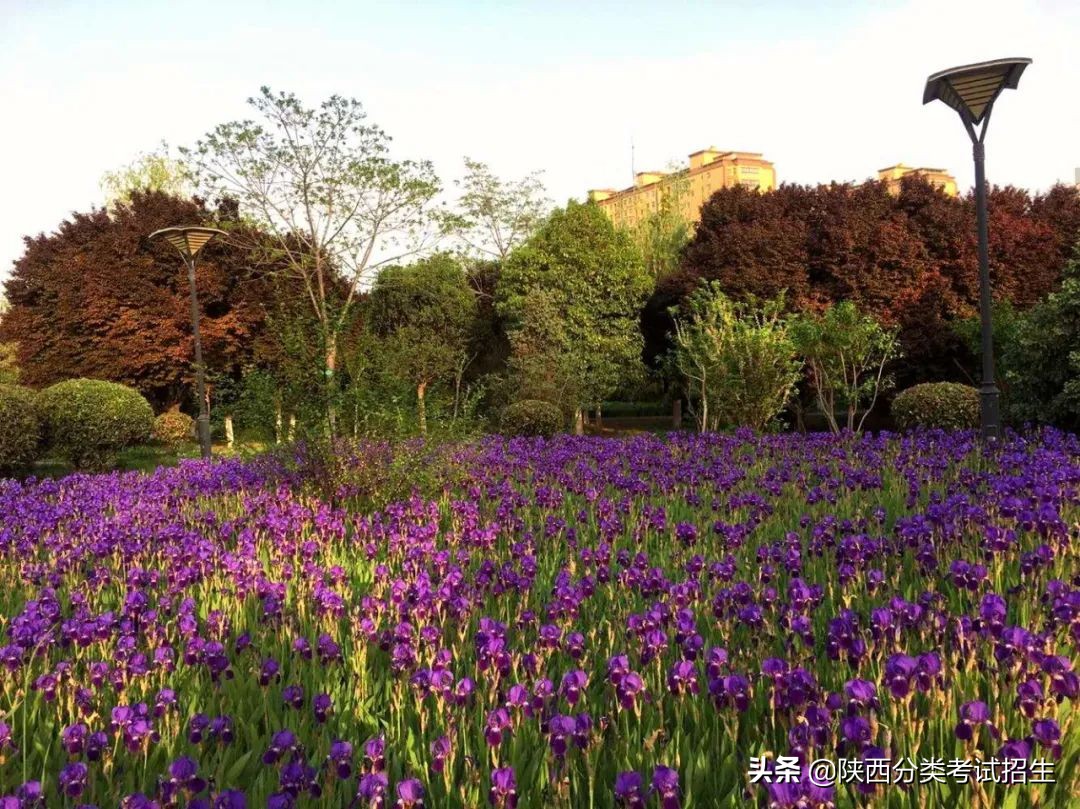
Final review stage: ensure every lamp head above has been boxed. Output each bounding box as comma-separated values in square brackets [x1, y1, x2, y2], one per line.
[149, 226, 227, 261]
[923, 58, 1031, 126]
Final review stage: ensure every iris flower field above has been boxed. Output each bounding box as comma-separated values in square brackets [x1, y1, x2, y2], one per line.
[0, 430, 1077, 807]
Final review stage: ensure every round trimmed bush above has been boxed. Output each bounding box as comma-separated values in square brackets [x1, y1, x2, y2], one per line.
[0, 385, 42, 474]
[501, 399, 563, 438]
[37, 379, 154, 469]
[892, 382, 980, 430]
[153, 410, 195, 448]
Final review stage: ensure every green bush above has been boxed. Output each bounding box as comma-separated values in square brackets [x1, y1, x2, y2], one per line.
[501, 399, 563, 437]
[152, 410, 195, 448]
[0, 384, 41, 474]
[892, 382, 979, 430]
[37, 379, 154, 469]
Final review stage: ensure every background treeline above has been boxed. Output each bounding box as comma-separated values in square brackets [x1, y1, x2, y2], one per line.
[2, 87, 1080, 469]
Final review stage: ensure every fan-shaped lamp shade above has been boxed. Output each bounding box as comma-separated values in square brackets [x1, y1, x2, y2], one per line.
[149, 226, 227, 261]
[923, 58, 1031, 126]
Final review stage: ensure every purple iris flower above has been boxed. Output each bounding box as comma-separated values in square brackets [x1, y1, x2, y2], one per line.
[282, 685, 304, 709]
[313, 693, 332, 723]
[210, 791, 245, 809]
[395, 778, 424, 809]
[430, 736, 451, 773]
[651, 766, 680, 809]
[614, 772, 646, 808]
[489, 767, 517, 808]
[59, 762, 88, 798]
[364, 735, 386, 772]
[357, 773, 389, 808]
[1032, 719, 1062, 758]
[212, 791, 246, 809]
[955, 701, 997, 741]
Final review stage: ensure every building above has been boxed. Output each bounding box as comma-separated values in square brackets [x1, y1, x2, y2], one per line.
[588, 147, 776, 231]
[1074, 167, 1080, 188]
[877, 163, 958, 196]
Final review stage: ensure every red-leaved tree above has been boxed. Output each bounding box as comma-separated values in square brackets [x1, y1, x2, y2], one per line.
[0, 191, 275, 411]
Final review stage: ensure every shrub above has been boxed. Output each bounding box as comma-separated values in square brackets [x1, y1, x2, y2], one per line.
[892, 382, 980, 430]
[501, 400, 563, 437]
[152, 410, 195, 448]
[0, 384, 41, 474]
[672, 282, 802, 432]
[37, 379, 154, 469]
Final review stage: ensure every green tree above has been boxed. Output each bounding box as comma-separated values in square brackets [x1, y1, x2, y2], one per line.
[671, 282, 801, 432]
[996, 254, 1080, 429]
[629, 170, 692, 279]
[366, 254, 476, 435]
[100, 142, 192, 209]
[497, 201, 652, 433]
[791, 302, 901, 433]
[454, 158, 550, 262]
[0, 296, 16, 384]
[182, 87, 443, 433]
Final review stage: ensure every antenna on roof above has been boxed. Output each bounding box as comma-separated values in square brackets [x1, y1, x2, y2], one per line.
[631, 136, 636, 183]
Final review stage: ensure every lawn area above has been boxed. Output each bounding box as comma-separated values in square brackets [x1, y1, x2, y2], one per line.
[27, 442, 268, 478]
[0, 429, 1077, 807]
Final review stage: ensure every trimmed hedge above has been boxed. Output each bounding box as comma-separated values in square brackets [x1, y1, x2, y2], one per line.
[0, 385, 41, 474]
[153, 410, 195, 448]
[892, 382, 980, 430]
[37, 379, 154, 469]
[501, 400, 563, 438]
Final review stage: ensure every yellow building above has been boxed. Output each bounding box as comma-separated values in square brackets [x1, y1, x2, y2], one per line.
[877, 164, 958, 196]
[588, 147, 776, 230]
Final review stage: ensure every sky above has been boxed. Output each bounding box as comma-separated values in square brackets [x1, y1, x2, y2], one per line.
[2, 0, 1079, 284]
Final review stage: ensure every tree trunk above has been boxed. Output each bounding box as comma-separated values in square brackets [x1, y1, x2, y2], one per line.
[224, 415, 234, 449]
[417, 381, 427, 436]
[573, 407, 584, 435]
[594, 405, 602, 429]
[288, 414, 296, 442]
[325, 333, 338, 438]
[672, 398, 682, 430]
[274, 397, 283, 444]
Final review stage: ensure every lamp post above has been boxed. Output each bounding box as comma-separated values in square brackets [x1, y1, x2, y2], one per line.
[923, 57, 1031, 442]
[149, 226, 227, 459]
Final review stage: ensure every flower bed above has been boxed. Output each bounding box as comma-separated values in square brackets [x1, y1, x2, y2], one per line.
[0, 430, 1077, 807]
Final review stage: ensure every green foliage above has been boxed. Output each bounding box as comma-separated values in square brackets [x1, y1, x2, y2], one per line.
[671, 282, 802, 432]
[230, 368, 282, 442]
[453, 158, 551, 260]
[0, 342, 16, 385]
[500, 399, 563, 437]
[100, 142, 192, 208]
[152, 410, 195, 448]
[628, 172, 692, 279]
[601, 401, 669, 418]
[37, 379, 154, 470]
[366, 254, 478, 435]
[497, 201, 653, 423]
[988, 256, 1080, 430]
[891, 382, 980, 430]
[0, 384, 41, 474]
[183, 87, 444, 434]
[0, 295, 16, 385]
[952, 301, 1024, 414]
[791, 302, 901, 433]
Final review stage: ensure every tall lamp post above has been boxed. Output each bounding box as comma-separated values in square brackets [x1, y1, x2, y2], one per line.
[149, 226, 227, 459]
[923, 57, 1031, 442]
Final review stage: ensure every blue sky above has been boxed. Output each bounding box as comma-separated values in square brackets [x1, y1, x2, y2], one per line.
[2, 0, 1078, 282]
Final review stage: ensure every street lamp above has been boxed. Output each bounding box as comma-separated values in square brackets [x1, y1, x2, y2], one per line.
[923, 57, 1031, 441]
[149, 225, 227, 459]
